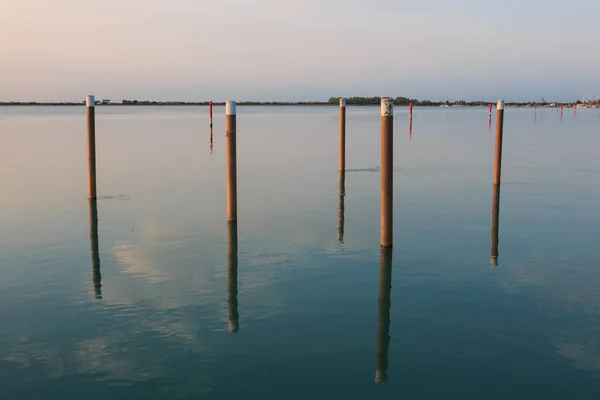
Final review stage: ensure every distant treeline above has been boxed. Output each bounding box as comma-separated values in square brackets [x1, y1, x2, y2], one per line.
[0, 99, 583, 107]
[328, 96, 418, 105]
[327, 97, 579, 107]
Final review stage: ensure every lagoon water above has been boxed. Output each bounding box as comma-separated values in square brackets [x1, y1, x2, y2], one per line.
[1, 105, 600, 399]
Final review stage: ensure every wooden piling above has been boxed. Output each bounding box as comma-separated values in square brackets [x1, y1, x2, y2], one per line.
[228, 222, 239, 333]
[493, 100, 505, 186]
[490, 184, 500, 268]
[226, 101, 237, 222]
[380, 98, 394, 247]
[337, 171, 345, 243]
[339, 98, 346, 172]
[86, 95, 97, 199]
[375, 246, 392, 383]
[89, 199, 102, 299]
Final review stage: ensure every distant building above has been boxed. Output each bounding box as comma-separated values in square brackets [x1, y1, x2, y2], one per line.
[102, 99, 110, 105]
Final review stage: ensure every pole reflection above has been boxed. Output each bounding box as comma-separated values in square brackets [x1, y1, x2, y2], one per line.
[210, 128, 214, 156]
[375, 247, 393, 383]
[337, 171, 345, 244]
[228, 222, 239, 333]
[490, 184, 501, 268]
[89, 199, 102, 299]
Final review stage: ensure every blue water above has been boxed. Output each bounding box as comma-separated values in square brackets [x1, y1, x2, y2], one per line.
[1, 105, 599, 399]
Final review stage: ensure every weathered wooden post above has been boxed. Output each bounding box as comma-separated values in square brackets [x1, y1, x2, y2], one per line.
[226, 101, 237, 222]
[228, 222, 239, 333]
[490, 184, 500, 268]
[337, 171, 346, 243]
[89, 199, 102, 299]
[375, 246, 393, 383]
[381, 98, 394, 247]
[493, 100, 505, 186]
[86, 95, 97, 199]
[339, 98, 346, 172]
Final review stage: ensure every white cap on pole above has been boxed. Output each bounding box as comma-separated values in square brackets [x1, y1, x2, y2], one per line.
[86, 95, 95, 108]
[226, 101, 236, 116]
[497, 100, 504, 110]
[381, 98, 393, 116]
[340, 98, 346, 107]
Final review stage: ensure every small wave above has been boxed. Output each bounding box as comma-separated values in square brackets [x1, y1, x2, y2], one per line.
[345, 167, 402, 172]
[97, 194, 131, 201]
[345, 167, 380, 172]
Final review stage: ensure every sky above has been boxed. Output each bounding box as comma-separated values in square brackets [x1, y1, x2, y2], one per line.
[1, 0, 599, 102]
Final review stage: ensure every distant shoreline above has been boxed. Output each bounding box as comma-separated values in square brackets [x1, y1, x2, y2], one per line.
[0, 101, 588, 108]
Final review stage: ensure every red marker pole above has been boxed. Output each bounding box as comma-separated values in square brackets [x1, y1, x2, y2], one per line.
[488, 103, 493, 117]
[209, 101, 213, 129]
[409, 102, 413, 121]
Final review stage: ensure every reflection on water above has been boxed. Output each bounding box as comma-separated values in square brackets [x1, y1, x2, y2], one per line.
[490, 184, 501, 268]
[228, 222, 239, 333]
[210, 128, 214, 155]
[88, 199, 102, 299]
[337, 171, 345, 244]
[375, 247, 392, 384]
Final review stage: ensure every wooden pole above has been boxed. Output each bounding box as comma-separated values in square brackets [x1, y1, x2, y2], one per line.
[226, 101, 237, 222]
[86, 95, 97, 199]
[375, 246, 392, 383]
[228, 222, 239, 333]
[89, 198, 102, 299]
[381, 98, 394, 247]
[493, 100, 505, 186]
[490, 184, 500, 268]
[337, 171, 345, 243]
[339, 98, 346, 172]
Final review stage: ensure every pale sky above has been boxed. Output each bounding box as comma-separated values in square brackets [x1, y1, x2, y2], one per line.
[1, 0, 599, 102]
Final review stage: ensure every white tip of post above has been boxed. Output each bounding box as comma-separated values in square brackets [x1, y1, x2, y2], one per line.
[86, 95, 95, 107]
[339, 97, 346, 107]
[497, 100, 504, 110]
[226, 101, 236, 115]
[381, 98, 393, 116]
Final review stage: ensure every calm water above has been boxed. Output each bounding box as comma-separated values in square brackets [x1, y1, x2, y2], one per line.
[1, 105, 600, 399]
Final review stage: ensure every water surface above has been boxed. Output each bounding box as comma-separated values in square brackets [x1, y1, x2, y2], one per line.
[1, 105, 600, 399]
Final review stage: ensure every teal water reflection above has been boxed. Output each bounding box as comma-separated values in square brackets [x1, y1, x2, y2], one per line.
[1, 106, 600, 398]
